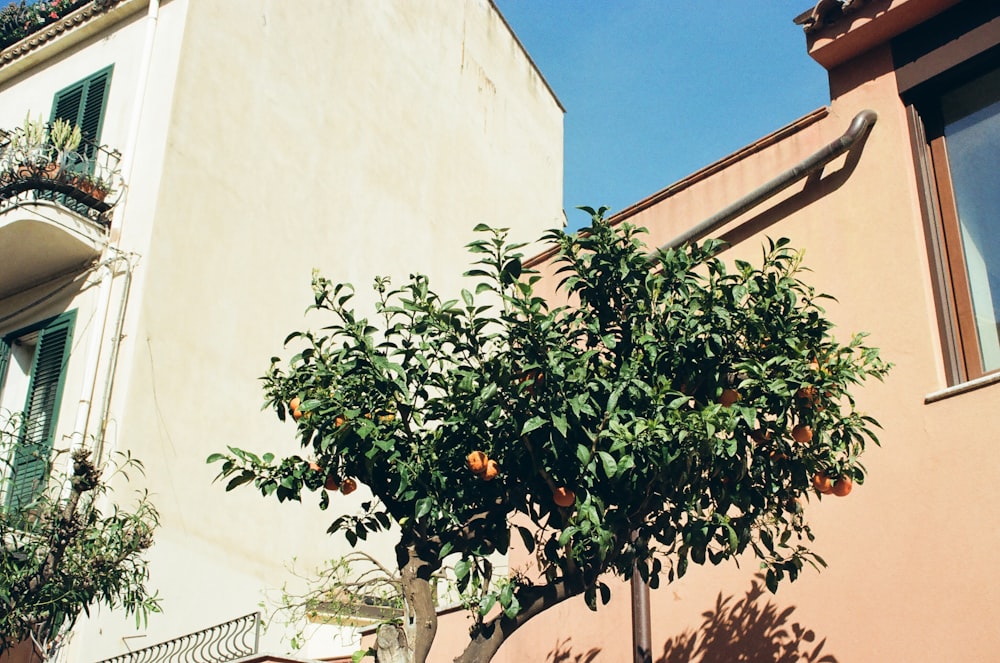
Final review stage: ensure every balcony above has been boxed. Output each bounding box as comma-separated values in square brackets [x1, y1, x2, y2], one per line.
[93, 612, 260, 663]
[0, 123, 122, 300]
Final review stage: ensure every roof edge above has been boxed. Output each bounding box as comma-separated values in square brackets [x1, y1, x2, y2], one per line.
[524, 106, 831, 268]
[488, 0, 566, 113]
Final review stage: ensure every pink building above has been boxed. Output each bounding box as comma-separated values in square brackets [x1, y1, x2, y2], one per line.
[431, 0, 1000, 660]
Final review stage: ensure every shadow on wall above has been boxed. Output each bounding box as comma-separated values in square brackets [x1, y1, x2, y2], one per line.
[546, 638, 601, 663]
[657, 575, 838, 663]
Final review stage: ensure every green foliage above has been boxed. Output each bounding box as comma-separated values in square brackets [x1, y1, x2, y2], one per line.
[0, 413, 160, 657]
[211, 211, 889, 650]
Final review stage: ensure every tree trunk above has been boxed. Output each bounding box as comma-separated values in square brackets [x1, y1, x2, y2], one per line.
[397, 544, 439, 663]
[375, 623, 409, 663]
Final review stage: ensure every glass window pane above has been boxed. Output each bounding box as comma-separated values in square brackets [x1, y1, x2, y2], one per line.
[942, 67, 1000, 373]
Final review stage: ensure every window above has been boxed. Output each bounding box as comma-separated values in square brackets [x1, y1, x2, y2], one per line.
[926, 67, 1000, 379]
[0, 311, 75, 513]
[896, 0, 1000, 383]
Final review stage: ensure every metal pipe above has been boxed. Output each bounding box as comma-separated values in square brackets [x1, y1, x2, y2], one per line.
[631, 561, 652, 663]
[656, 109, 877, 253]
[628, 109, 878, 657]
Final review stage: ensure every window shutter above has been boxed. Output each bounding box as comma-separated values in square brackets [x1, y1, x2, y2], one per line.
[50, 65, 113, 164]
[5, 311, 75, 513]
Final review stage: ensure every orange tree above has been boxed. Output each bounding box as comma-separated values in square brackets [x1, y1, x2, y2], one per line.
[210, 210, 889, 663]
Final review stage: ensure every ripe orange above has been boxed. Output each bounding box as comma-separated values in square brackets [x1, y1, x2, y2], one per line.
[340, 477, 358, 495]
[467, 451, 488, 475]
[482, 459, 500, 481]
[812, 472, 834, 494]
[324, 474, 340, 491]
[289, 397, 301, 411]
[791, 424, 813, 444]
[378, 413, 395, 423]
[718, 389, 741, 407]
[334, 415, 346, 427]
[796, 386, 819, 407]
[832, 476, 853, 497]
[552, 487, 575, 507]
[292, 408, 303, 421]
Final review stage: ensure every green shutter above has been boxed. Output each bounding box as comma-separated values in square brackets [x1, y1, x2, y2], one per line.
[50, 65, 113, 166]
[4, 311, 76, 513]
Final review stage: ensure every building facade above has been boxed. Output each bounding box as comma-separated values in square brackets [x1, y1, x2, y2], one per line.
[426, 0, 1000, 660]
[0, 1, 562, 661]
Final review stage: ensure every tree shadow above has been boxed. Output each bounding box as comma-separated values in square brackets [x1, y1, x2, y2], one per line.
[657, 575, 837, 663]
[546, 637, 601, 663]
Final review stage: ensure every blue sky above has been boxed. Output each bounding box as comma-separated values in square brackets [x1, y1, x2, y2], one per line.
[493, 2, 830, 230]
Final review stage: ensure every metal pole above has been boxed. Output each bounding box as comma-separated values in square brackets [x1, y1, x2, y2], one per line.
[631, 564, 652, 663]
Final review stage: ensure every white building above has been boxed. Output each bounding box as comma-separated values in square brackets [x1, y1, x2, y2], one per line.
[0, 1, 563, 660]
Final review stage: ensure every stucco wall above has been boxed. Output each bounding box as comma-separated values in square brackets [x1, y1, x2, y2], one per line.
[90, 0, 563, 659]
[466, 4, 1000, 663]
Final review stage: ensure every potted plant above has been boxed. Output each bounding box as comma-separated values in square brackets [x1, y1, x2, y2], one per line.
[49, 118, 82, 173]
[14, 113, 52, 178]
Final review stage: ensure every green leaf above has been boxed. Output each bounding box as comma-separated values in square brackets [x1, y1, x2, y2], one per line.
[521, 416, 546, 436]
[552, 413, 568, 437]
[516, 526, 535, 553]
[598, 451, 618, 478]
[225, 471, 255, 492]
[479, 593, 497, 616]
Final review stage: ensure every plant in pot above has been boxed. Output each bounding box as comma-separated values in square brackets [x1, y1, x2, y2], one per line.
[49, 118, 82, 175]
[13, 114, 51, 178]
[70, 172, 111, 202]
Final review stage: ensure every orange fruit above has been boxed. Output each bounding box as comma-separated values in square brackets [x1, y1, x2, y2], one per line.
[791, 424, 813, 444]
[832, 476, 853, 497]
[552, 487, 575, 507]
[340, 477, 358, 495]
[289, 397, 301, 411]
[796, 386, 819, 406]
[324, 474, 340, 491]
[378, 413, 395, 423]
[718, 389, 740, 407]
[292, 408, 303, 421]
[482, 459, 500, 481]
[812, 472, 834, 494]
[466, 451, 488, 475]
[334, 415, 346, 427]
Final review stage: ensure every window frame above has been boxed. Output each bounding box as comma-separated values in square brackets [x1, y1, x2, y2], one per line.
[895, 1, 1000, 385]
[0, 310, 76, 513]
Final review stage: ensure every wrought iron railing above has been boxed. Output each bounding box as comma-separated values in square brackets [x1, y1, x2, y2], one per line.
[0, 125, 123, 225]
[93, 612, 261, 663]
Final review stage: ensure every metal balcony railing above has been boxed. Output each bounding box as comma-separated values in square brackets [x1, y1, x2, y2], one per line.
[0, 125, 123, 226]
[93, 613, 261, 663]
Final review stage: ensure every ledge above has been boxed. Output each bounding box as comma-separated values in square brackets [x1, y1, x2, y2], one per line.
[924, 370, 1000, 403]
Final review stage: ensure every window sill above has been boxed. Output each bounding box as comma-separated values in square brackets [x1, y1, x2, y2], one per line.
[925, 371, 1000, 403]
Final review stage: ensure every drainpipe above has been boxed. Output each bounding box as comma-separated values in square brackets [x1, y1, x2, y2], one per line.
[655, 109, 878, 252]
[119, 0, 160, 185]
[630, 108, 878, 659]
[67, 257, 115, 456]
[84, 0, 160, 462]
[94, 251, 138, 460]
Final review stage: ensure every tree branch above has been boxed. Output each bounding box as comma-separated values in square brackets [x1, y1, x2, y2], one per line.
[454, 575, 585, 663]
